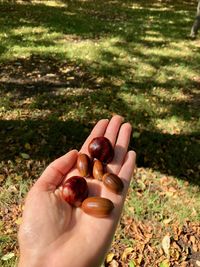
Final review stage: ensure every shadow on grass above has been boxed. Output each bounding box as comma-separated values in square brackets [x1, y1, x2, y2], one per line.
[0, 0, 197, 58]
[0, 56, 199, 185]
[0, 118, 199, 185]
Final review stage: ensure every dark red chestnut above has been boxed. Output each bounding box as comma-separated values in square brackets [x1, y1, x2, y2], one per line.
[88, 136, 114, 164]
[62, 176, 88, 207]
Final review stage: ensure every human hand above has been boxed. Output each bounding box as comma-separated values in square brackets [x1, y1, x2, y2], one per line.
[18, 115, 136, 267]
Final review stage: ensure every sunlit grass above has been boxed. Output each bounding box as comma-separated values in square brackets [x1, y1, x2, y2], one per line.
[126, 170, 200, 223]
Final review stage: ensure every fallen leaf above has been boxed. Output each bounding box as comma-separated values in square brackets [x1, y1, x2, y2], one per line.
[106, 252, 115, 263]
[66, 76, 75, 80]
[163, 218, 172, 225]
[110, 259, 119, 267]
[1, 252, 15, 261]
[159, 259, 170, 267]
[132, 132, 140, 138]
[122, 247, 133, 261]
[15, 217, 23, 225]
[190, 235, 196, 244]
[0, 174, 5, 182]
[20, 153, 30, 159]
[162, 234, 170, 257]
[14, 175, 22, 181]
[129, 260, 136, 267]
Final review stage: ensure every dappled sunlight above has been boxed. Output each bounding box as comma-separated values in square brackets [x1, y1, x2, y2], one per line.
[155, 116, 192, 135]
[155, 65, 196, 84]
[35, 0, 67, 7]
[9, 0, 67, 7]
[11, 26, 49, 35]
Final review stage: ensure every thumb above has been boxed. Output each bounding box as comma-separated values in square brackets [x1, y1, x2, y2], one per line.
[35, 150, 78, 191]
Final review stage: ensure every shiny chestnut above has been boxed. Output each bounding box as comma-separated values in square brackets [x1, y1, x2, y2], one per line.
[93, 159, 104, 181]
[77, 153, 91, 177]
[82, 197, 114, 217]
[102, 173, 124, 194]
[62, 176, 88, 207]
[88, 136, 114, 164]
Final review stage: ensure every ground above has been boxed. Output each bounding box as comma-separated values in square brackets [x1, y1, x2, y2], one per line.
[0, 0, 200, 266]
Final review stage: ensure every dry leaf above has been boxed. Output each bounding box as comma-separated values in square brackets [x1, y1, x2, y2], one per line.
[132, 132, 140, 138]
[1, 252, 15, 261]
[162, 234, 170, 257]
[159, 259, 170, 267]
[163, 218, 172, 225]
[66, 76, 75, 80]
[106, 253, 115, 263]
[121, 247, 133, 261]
[20, 153, 30, 159]
[15, 175, 22, 181]
[15, 217, 23, 225]
[0, 174, 5, 182]
[129, 260, 136, 267]
[110, 259, 119, 267]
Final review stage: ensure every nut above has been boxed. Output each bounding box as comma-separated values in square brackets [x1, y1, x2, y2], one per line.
[62, 176, 88, 207]
[93, 159, 104, 181]
[81, 197, 114, 217]
[77, 153, 91, 177]
[102, 173, 124, 194]
[88, 136, 114, 164]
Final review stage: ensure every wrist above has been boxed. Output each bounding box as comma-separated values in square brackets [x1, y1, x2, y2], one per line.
[18, 251, 46, 267]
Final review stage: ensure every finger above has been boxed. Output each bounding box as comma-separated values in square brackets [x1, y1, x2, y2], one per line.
[100, 150, 136, 212]
[35, 150, 78, 191]
[107, 122, 132, 174]
[104, 115, 124, 147]
[118, 150, 136, 193]
[80, 119, 109, 154]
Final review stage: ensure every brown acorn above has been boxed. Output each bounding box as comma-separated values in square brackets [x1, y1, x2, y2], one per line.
[102, 173, 124, 194]
[82, 197, 114, 217]
[92, 159, 104, 181]
[77, 153, 91, 177]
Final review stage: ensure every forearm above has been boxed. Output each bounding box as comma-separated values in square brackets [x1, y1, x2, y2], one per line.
[18, 251, 46, 267]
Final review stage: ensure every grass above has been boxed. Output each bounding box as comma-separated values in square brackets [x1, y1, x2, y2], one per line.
[0, 0, 200, 266]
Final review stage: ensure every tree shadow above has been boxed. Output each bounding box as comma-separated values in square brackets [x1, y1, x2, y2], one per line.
[0, 0, 197, 58]
[0, 56, 199, 185]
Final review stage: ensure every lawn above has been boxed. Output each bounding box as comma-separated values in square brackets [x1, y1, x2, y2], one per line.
[0, 0, 200, 266]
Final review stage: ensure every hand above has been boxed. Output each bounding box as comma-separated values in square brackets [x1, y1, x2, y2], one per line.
[18, 115, 136, 267]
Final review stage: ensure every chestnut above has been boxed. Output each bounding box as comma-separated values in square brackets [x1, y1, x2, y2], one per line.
[88, 136, 114, 164]
[82, 197, 114, 217]
[102, 173, 124, 194]
[62, 176, 88, 207]
[77, 153, 91, 177]
[93, 159, 104, 181]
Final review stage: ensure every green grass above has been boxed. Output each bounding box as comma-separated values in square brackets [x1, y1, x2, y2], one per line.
[126, 171, 200, 223]
[0, 0, 200, 265]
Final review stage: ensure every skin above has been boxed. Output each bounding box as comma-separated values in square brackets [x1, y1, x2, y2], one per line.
[18, 115, 136, 267]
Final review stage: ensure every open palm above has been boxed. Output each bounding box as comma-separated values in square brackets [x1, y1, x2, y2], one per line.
[18, 115, 136, 267]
